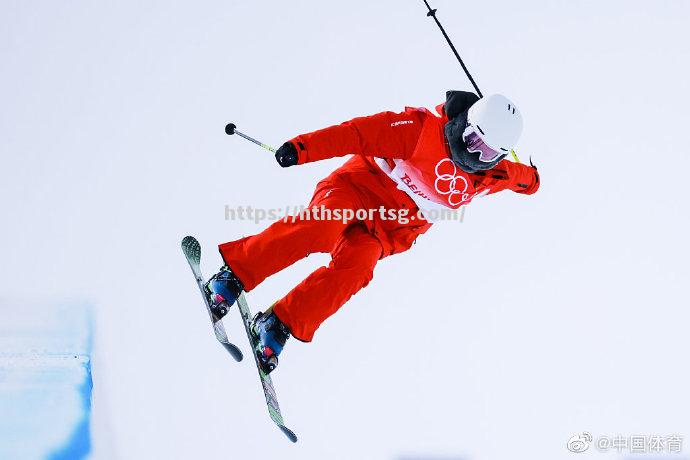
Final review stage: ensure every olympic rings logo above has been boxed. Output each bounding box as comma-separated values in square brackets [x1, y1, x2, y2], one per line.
[434, 158, 469, 206]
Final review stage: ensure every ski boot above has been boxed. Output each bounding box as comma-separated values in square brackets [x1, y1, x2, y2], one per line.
[250, 310, 291, 374]
[204, 266, 244, 321]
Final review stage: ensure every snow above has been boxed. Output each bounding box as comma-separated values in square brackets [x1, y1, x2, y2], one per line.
[0, 304, 92, 460]
[1, 1, 689, 459]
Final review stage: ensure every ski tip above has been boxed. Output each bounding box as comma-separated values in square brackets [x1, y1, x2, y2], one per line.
[225, 123, 236, 135]
[222, 342, 243, 362]
[181, 235, 197, 247]
[180, 236, 199, 250]
[181, 235, 201, 260]
[279, 425, 298, 443]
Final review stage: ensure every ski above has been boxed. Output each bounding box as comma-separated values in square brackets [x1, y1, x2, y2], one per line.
[181, 236, 243, 362]
[181, 235, 297, 442]
[236, 293, 298, 443]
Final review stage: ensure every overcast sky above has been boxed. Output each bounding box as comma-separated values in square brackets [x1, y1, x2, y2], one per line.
[1, 1, 689, 459]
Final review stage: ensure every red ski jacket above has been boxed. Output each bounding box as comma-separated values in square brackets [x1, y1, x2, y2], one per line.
[288, 103, 540, 255]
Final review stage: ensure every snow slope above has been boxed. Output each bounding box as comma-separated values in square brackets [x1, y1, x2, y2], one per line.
[0, 303, 92, 459]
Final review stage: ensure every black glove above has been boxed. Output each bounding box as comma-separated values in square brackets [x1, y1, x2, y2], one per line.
[275, 142, 299, 168]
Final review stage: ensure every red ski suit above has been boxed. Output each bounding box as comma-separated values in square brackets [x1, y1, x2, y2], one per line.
[220, 103, 539, 341]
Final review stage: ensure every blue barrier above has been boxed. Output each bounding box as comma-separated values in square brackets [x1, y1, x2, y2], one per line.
[0, 303, 93, 460]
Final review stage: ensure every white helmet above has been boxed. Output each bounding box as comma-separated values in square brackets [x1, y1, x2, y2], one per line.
[466, 94, 523, 152]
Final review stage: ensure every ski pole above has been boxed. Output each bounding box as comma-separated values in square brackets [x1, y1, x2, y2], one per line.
[225, 123, 277, 153]
[422, 2, 527, 164]
[422, 0, 483, 98]
[511, 149, 521, 163]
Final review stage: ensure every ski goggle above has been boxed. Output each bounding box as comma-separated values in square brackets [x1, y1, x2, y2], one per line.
[462, 125, 504, 163]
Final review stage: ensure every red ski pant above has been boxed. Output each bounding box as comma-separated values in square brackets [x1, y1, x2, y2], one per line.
[219, 183, 383, 341]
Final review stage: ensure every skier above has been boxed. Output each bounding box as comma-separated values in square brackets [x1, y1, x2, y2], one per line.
[206, 91, 540, 373]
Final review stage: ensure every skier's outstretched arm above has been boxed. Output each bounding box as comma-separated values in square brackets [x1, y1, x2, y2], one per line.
[274, 109, 426, 167]
[500, 159, 540, 195]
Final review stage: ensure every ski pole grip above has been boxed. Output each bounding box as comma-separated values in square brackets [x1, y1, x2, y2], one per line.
[225, 123, 237, 135]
